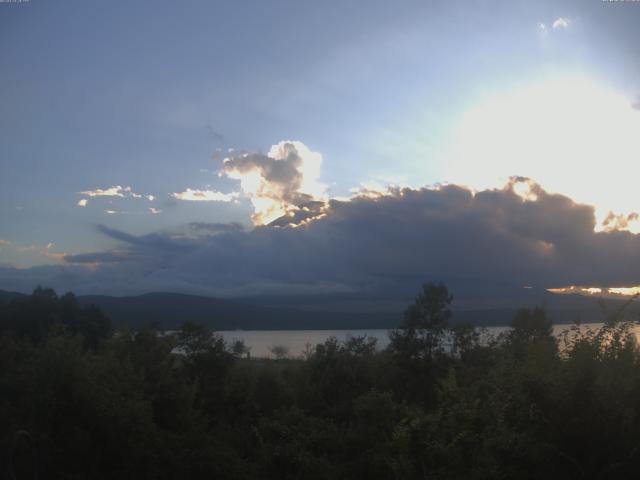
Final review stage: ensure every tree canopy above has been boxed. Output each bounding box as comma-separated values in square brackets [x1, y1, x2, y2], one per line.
[2, 285, 640, 479]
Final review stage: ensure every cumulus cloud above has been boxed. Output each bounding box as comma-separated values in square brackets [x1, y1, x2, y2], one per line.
[4, 180, 640, 303]
[171, 188, 239, 202]
[221, 141, 327, 225]
[77, 185, 156, 205]
[552, 17, 570, 29]
[80, 185, 132, 197]
[602, 211, 640, 232]
[538, 17, 570, 39]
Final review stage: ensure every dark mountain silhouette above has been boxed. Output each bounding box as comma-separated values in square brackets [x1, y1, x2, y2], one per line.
[71, 292, 400, 330]
[1, 289, 637, 330]
[0, 290, 27, 303]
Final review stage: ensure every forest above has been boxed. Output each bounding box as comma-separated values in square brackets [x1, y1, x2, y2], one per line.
[2, 284, 640, 479]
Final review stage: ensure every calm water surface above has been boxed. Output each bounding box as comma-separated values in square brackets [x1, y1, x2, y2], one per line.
[217, 323, 637, 358]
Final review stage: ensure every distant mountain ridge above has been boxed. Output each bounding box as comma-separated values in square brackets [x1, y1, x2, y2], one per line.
[78, 292, 401, 330]
[0, 290, 27, 303]
[1, 289, 637, 330]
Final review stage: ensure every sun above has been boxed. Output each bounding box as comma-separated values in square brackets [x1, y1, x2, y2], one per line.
[448, 74, 640, 232]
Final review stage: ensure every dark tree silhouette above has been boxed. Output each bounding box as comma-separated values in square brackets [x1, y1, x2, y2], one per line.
[4, 285, 640, 479]
[403, 282, 453, 333]
[389, 282, 453, 360]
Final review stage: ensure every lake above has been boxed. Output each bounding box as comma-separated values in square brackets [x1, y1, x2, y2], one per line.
[217, 323, 634, 358]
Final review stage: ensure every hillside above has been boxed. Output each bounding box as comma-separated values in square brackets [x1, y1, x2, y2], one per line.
[77, 292, 399, 330]
[2, 289, 638, 330]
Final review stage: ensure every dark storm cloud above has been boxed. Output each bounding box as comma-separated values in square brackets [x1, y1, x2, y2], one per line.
[187, 222, 245, 235]
[224, 150, 303, 194]
[96, 225, 198, 253]
[2, 181, 640, 297]
[267, 201, 326, 227]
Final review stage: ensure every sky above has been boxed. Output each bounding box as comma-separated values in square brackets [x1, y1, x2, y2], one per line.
[2, 0, 640, 304]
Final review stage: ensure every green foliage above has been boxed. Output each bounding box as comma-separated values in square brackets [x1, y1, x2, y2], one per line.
[4, 285, 640, 478]
[403, 282, 453, 333]
[269, 344, 290, 359]
[509, 306, 553, 343]
[389, 282, 453, 360]
[0, 287, 111, 349]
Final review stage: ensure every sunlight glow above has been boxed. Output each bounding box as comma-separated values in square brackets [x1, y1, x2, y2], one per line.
[609, 287, 640, 296]
[222, 141, 327, 226]
[548, 286, 640, 297]
[451, 75, 640, 233]
[171, 188, 239, 202]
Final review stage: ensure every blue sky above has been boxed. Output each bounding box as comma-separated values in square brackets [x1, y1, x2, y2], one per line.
[2, 0, 640, 299]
